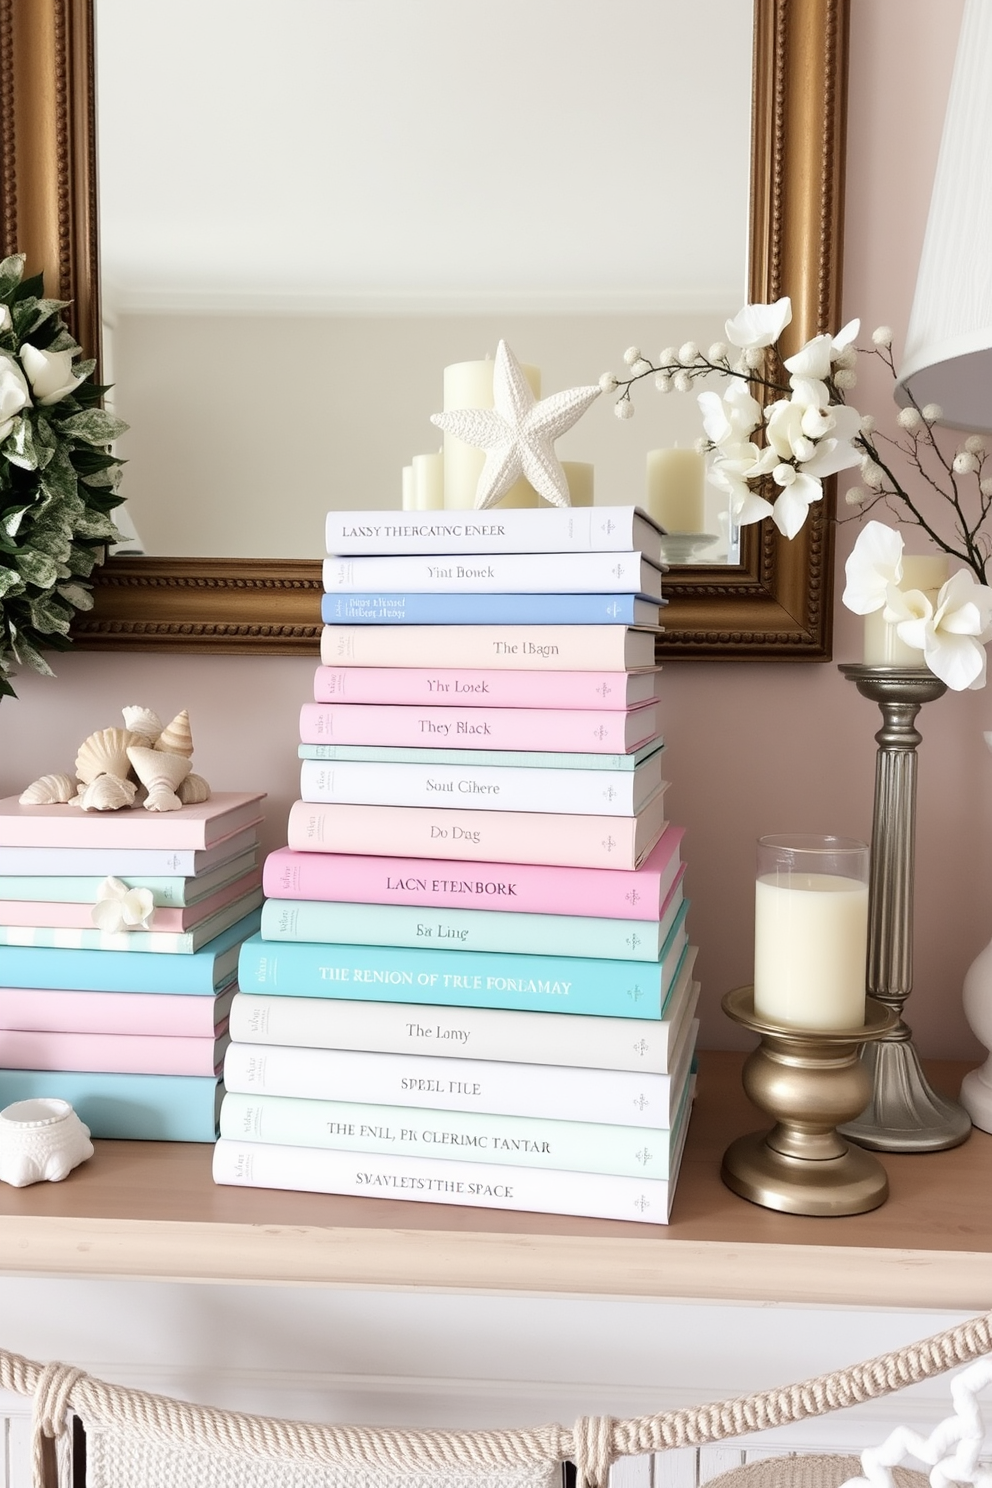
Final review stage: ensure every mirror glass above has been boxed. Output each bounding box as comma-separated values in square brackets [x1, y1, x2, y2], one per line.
[95, 0, 752, 564]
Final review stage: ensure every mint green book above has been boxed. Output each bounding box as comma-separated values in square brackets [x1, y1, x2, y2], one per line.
[296, 740, 665, 772]
[260, 883, 685, 963]
[0, 849, 258, 907]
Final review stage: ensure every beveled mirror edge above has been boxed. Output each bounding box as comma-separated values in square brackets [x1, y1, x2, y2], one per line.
[0, 0, 848, 661]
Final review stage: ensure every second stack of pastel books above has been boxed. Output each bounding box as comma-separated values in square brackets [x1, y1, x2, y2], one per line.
[216, 505, 700, 1223]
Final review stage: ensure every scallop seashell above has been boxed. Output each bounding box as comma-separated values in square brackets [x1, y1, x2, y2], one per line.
[75, 727, 137, 785]
[19, 772, 76, 805]
[77, 774, 139, 812]
[127, 745, 191, 812]
[121, 705, 163, 744]
[154, 709, 194, 759]
[177, 772, 211, 805]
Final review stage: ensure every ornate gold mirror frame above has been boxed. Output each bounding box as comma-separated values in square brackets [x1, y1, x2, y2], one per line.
[0, 0, 848, 661]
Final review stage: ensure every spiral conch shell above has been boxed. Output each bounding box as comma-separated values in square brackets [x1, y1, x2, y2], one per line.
[19, 773, 77, 805]
[121, 705, 163, 745]
[75, 728, 137, 786]
[127, 745, 191, 812]
[77, 775, 139, 812]
[154, 710, 194, 758]
[177, 772, 211, 805]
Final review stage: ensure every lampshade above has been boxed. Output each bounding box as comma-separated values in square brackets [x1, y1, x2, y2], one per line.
[895, 0, 992, 431]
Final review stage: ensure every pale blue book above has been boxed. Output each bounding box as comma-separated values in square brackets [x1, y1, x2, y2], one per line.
[239, 906, 689, 1018]
[320, 593, 661, 626]
[297, 740, 665, 772]
[0, 1069, 221, 1141]
[0, 911, 261, 994]
[0, 848, 259, 906]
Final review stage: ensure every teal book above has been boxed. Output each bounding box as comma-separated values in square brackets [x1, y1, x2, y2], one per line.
[0, 849, 259, 907]
[0, 910, 261, 994]
[259, 883, 686, 963]
[238, 905, 689, 1018]
[296, 740, 665, 772]
[0, 1069, 221, 1141]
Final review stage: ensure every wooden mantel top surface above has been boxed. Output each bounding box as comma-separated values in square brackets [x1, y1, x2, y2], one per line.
[1, 1052, 989, 1309]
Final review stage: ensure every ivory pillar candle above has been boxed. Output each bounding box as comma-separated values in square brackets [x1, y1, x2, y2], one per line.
[863, 555, 949, 664]
[646, 448, 705, 531]
[412, 452, 445, 510]
[442, 357, 540, 510]
[561, 461, 594, 507]
[401, 465, 415, 511]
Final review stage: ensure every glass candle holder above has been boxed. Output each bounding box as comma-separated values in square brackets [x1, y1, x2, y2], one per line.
[754, 834, 869, 1030]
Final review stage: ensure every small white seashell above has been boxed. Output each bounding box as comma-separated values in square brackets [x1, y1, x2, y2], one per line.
[75, 727, 137, 785]
[0, 1098, 93, 1187]
[154, 709, 194, 758]
[19, 772, 76, 805]
[121, 705, 163, 744]
[127, 745, 191, 812]
[77, 774, 139, 812]
[176, 772, 211, 805]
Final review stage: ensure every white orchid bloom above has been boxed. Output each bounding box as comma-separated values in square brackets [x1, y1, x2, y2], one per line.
[708, 442, 775, 526]
[764, 463, 825, 539]
[784, 319, 861, 380]
[764, 398, 816, 463]
[91, 876, 155, 934]
[724, 297, 792, 351]
[0, 354, 30, 441]
[888, 568, 992, 690]
[797, 405, 864, 477]
[842, 522, 905, 614]
[20, 343, 85, 405]
[697, 382, 762, 447]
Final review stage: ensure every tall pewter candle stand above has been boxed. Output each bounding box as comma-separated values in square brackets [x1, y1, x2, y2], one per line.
[839, 664, 971, 1151]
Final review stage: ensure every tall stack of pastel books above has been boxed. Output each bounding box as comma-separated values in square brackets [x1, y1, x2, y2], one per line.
[0, 785, 265, 1141]
[215, 505, 699, 1224]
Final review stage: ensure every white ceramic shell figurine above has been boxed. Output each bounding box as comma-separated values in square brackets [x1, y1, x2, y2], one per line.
[127, 744, 192, 811]
[18, 772, 76, 804]
[154, 709, 194, 758]
[75, 727, 137, 785]
[0, 1098, 94, 1187]
[121, 705, 163, 746]
[177, 772, 212, 805]
[76, 775, 139, 812]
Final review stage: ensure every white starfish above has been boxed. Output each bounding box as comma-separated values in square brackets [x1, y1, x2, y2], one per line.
[430, 340, 600, 509]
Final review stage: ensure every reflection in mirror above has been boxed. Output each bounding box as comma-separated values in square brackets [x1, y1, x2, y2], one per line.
[95, 0, 751, 563]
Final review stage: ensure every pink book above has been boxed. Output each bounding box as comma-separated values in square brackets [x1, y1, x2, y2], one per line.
[0, 986, 235, 1036]
[264, 826, 685, 920]
[312, 666, 662, 711]
[0, 869, 262, 931]
[0, 1027, 228, 1076]
[286, 787, 668, 870]
[299, 701, 660, 754]
[0, 791, 266, 849]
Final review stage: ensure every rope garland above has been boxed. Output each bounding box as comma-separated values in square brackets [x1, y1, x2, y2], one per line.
[4, 1307, 992, 1488]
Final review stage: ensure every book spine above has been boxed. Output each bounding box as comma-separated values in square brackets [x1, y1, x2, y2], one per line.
[298, 759, 648, 816]
[0, 870, 263, 931]
[237, 915, 688, 1017]
[0, 887, 264, 952]
[212, 1138, 675, 1224]
[219, 1089, 685, 1179]
[286, 798, 664, 870]
[0, 794, 264, 850]
[312, 667, 658, 711]
[224, 1038, 687, 1126]
[322, 552, 656, 596]
[0, 1028, 226, 1076]
[300, 701, 652, 753]
[229, 961, 698, 1073]
[263, 835, 681, 920]
[0, 987, 233, 1036]
[0, 874, 188, 906]
[297, 743, 657, 771]
[260, 894, 678, 961]
[0, 1069, 221, 1141]
[320, 625, 655, 671]
[323, 507, 646, 557]
[0, 829, 261, 878]
[319, 593, 655, 626]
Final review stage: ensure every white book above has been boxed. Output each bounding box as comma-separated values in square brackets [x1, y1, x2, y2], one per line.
[321, 551, 663, 598]
[298, 754, 665, 817]
[229, 957, 699, 1074]
[222, 1016, 698, 1128]
[212, 1079, 694, 1224]
[0, 827, 260, 879]
[324, 506, 663, 564]
[321, 625, 660, 671]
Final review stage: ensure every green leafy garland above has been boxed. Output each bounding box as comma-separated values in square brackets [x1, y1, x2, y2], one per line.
[0, 252, 127, 700]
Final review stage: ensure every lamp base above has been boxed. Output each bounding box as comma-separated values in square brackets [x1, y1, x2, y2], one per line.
[721, 1131, 888, 1216]
[840, 1038, 972, 1151]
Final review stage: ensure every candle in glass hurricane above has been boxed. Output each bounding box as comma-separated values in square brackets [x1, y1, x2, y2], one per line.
[753, 834, 869, 1030]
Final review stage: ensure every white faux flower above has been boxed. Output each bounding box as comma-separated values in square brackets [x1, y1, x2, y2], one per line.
[724, 297, 793, 350]
[886, 568, 992, 691]
[91, 876, 155, 933]
[697, 382, 762, 447]
[783, 319, 860, 381]
[708, 442, 775, 526]
[842, 521, 904, 615]
[0, 354, 30, 440]
[20, 344, 85, 405]
[0, 306, 11, 333]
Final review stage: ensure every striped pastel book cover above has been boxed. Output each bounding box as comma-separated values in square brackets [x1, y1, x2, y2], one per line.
[0, 848, 259, 907]
[0, 869, 262, 931]
[311, 667, 663, 711]
[299, 701, 661, 753]
[0, 887, 264, 953]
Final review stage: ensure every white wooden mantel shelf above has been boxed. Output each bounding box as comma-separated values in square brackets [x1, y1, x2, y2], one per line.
[0, 1052, 989, 1310]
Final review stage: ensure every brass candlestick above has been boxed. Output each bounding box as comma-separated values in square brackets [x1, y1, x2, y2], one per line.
[721, 986, 898, 1216]
[839, 664, 971, 1152]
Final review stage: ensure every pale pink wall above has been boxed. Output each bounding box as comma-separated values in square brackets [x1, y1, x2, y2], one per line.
[0, 0, 985, 1058]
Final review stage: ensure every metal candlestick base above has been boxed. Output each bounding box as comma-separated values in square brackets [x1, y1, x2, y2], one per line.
[839, 665, 971, 1152]
[721, 987, 897, 1216]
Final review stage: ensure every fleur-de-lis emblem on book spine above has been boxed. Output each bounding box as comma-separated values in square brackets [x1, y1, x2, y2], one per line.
[603, 785, 617, 803]
[611, 563, 624, 581]
[602, 834, 617, 853]
[627, 983, 643, 1001]
[633, 1094, 649, 1112]
[635, 1148, 654, 1166]
[593, 724, 609, 741]
[633, 1196, 651, 1213]
[596, 682, 612, 698]
[625, 932, 641, 950]
[625, 888, 642, 905]
[632, 1038, 650, 1057]
[606, 601, 621, 618]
